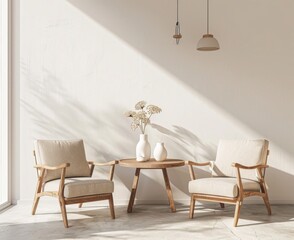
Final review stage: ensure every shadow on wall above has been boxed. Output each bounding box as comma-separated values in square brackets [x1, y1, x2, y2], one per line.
[66, 0, 294, 201]
[20, 62, 139, 189]
[21, 62, 294, 202]
[152, 124, 217, 162]
[67, 0, 294, 158]
[21, 67, 132, 160]
[22, 0, 294, 202]
[265, 167, 294, 203]
[20, 63, 211, 199]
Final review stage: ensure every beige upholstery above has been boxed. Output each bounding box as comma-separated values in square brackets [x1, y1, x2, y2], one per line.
[34, 139, 91, 182]
[187, 139, 271, 227]
[44, 177, 114, 198]
[189, 177, 260, 198]
[212, 139, 268, 181]
[32, 139, 117, 228]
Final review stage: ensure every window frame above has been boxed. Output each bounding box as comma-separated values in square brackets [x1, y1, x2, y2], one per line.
[0, 0, 11, 211]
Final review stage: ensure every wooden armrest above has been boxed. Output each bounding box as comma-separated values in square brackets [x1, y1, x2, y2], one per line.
[33, 163, 69, 196]
[185, 160, 211, 167]
[231, 163, 269, 169]
[88, 160, 118, 181]
[88, 160, 118, 166]
[34, 163, 70, 170]
[232, 163, 268, 193]
[185, 161, 211, 181]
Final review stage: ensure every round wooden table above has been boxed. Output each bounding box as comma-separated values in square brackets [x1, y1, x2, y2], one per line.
[119, 158, 185, 213]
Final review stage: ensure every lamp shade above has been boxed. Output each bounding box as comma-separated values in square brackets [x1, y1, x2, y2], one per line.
[197, 34, 220, 51]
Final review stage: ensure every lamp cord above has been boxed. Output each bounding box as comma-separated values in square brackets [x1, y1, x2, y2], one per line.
[207, 0, 209, 34]
[177, 0, 179, 23]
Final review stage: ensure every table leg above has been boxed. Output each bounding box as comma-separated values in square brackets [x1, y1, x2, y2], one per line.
[162, 168, 176, 212]
[127, 168, 141, 213]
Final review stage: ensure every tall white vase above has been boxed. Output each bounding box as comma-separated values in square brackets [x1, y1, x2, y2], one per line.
[153, 142, 167, 161]
[136, 134, 151, 161]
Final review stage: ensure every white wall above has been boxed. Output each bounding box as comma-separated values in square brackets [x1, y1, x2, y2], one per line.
[15, 0, 294, 204]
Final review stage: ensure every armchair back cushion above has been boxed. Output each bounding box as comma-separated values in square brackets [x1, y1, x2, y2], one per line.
[212, 139, 269, 181]
[34, 139, 91, 182]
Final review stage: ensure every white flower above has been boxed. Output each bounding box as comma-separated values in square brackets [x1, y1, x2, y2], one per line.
[125, 111, 136, 117]
[135, 111, 147, 120]
[135, 101, 146, 110]
[146, 105, 162, 114]
[125, 100, 162, 134]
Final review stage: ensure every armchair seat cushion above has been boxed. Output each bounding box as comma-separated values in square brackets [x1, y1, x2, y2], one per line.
[188, 177, 260, 198]
[44, 177, 114, 198]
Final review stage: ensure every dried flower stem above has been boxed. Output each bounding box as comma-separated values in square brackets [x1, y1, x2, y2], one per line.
[125, 101, 161, 134]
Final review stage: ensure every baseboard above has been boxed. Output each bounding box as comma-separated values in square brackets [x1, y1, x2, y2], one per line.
[16, 198, 294, 207]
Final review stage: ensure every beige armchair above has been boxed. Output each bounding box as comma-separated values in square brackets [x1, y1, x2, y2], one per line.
[32, 139, 117, 228]
[186, 139, 271, 227]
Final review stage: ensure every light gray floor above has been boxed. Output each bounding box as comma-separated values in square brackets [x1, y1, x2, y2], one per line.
[0, 202, 293, 240]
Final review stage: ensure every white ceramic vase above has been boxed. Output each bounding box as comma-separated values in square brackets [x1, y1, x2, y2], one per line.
[153, 142, 167, 161]
[136, 134, 151, 161]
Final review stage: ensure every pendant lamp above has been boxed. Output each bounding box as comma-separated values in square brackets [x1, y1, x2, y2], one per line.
[197, 0, 220, 51]
[173, 0, 182, 44]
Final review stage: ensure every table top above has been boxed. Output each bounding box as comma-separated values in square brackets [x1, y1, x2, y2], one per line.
[119, 158, 185, 169]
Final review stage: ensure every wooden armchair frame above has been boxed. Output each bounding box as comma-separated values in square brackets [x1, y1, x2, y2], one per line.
[186, 149, 271, 227]
[32, 150, 118, 228]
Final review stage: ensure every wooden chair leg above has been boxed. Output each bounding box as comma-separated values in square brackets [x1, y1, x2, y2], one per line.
[32, 169, 45, 215]
[233, 201, 242, 227]
[127, 168, 141, 213]
[189, 195, 195, 219]
[109, 194, 115, 219]
[162, 169, 176, 212]
[260, 182, 272, 215]
[59, 198, 69, 228]
[32, 196, 40, 215]
[78, 203, 83, 208]
[263, 194, 272, 215]
[220, 203, 225, 209]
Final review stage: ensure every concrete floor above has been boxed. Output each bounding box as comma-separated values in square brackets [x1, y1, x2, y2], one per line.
[0, 202, 293, 240]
